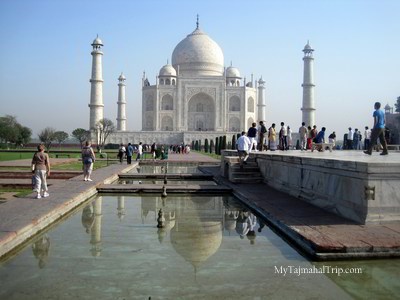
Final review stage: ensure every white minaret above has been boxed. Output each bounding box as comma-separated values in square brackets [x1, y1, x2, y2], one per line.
[116, 73, 127, 131]
[257, 77, 266, 121]
[89, 36, 104, 130]
[301, 41, 316, 127]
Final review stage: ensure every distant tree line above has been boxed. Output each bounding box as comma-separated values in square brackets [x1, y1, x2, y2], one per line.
[0, 114, 116, 152]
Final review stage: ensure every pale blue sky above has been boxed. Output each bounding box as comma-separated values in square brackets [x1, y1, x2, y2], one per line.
[0, 0, 399, 140]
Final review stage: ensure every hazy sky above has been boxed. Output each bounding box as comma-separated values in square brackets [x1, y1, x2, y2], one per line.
[0, 0, 399, 140]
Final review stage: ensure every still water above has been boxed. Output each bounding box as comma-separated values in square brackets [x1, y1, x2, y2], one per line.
[0, 195, 398, 299]
[118, 179, 218, 185]
[129, 164, 203, 174]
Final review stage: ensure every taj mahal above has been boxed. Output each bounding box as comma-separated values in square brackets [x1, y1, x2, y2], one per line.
[88, 18, 316, 145]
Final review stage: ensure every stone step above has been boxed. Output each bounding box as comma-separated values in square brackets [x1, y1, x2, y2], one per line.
[232, 170, 261, 177]
[230, 177, 264, 183]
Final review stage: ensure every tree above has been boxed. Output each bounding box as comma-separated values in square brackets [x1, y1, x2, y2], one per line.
[210, 139, 214, 154]
[93, 118, 116, 151]
[38, 127, 56, 152]
[16, 125, 32, 146]
[395, 96, 400, 113]
[215, 137, 219, 155]
[204, 138, 209, 152]
[0, 115, 31, 147]
[54, 131, 69, 148]
[221, 135, 227, 151]
[232, 134, 237, 150]
[72, 128, 90, 149]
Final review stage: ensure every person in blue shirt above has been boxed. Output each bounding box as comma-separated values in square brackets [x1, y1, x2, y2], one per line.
[364, 102, 388, 155]
[126, 143, 134, 164]
[314, 127, 326, 151]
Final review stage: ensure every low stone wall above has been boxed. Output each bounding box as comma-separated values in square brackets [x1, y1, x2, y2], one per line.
[221, 150, 400, 224]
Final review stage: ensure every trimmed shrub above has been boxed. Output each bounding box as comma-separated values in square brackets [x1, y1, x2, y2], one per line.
[204, 139, 209, 152]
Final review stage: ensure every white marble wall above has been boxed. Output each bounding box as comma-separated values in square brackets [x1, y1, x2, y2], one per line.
[221, 150, 400, 224]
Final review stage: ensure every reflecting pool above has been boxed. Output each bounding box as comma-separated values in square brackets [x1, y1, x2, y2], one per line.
[129, 164, 203, 174]
[118, 179, 218, 185]
[0, 195, 398, 299]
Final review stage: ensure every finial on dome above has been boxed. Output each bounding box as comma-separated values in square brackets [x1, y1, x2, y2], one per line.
[196, 14, 199, 29]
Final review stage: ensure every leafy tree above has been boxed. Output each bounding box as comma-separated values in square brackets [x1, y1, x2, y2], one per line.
[215, 137, 219, 155]
[195, 140, 199, 151]
[210, 139, 214, 154]
[54, 131, 69, 148]
[0, 115, 32, 147]
[395, 96, 400, 113]
[72, 128, 90, 149]
[92, 118, 116, 151]
[38, 127, 56, 152]
[15, 124, 32, 146]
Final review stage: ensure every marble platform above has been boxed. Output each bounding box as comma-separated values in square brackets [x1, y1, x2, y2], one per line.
[221, 150, 400, 224]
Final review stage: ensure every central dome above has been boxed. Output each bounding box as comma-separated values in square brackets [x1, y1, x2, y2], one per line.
[172, 27, 224, 77]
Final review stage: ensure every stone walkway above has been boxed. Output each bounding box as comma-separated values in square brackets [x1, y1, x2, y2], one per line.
[1, 151, 399, 260]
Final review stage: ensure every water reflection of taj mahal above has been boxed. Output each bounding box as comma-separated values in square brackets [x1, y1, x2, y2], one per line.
[81, 195, 259, 271]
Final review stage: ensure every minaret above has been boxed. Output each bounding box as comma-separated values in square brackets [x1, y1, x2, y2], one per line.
[257, 77, 266, 121]
[116, 73, 127, 131]
[89, 35, 104, 130]
[301, 41, 316, 127]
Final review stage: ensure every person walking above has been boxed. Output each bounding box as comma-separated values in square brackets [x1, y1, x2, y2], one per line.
[258, 121, 267, 151]
[136, 142, 143, 161]
[151, 142, 157, 160]
[247, 122, 258, 152]
[82, 141, 96, 181]
[117, 143, 126, 163]
[126, 143, 134, 164]
[364, 126, 371, 150]
[279, 122, 288, 150]
[353, 129, 360, 150]
[31, 144, 51, 199]
[236, 131, 251, 168]
[268, 123, 277, 151]
[347, 127, 354, 150]
[299, 122, 308, 151]
[314, 127, 326, 151]
[287, 126, 292, 150]
[364, 102, 389, 156]
[328, 131, 336, 146]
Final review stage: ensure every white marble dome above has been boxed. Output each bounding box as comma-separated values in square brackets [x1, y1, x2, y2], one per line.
[92, 36, 103, 46]
[159, 64, 177, 76]
[226, 66, 241, 78]
[172, 27, 224, 76]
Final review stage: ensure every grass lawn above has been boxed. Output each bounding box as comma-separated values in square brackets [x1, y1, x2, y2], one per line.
[192, 150, 221, 160]
[0, 188, 32, 200]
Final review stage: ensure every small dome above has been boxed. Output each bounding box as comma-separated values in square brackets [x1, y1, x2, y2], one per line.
[118, 73, 126, 81]
[159, 64, 177, 76]
[303, 41, 313, 52]
[92, 36, 103, 46]
[226, 66, 241, 78]
[385, 103, 391, 110]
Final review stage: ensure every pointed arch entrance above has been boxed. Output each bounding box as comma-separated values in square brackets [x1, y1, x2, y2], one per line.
[188, 93, 215, 131]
